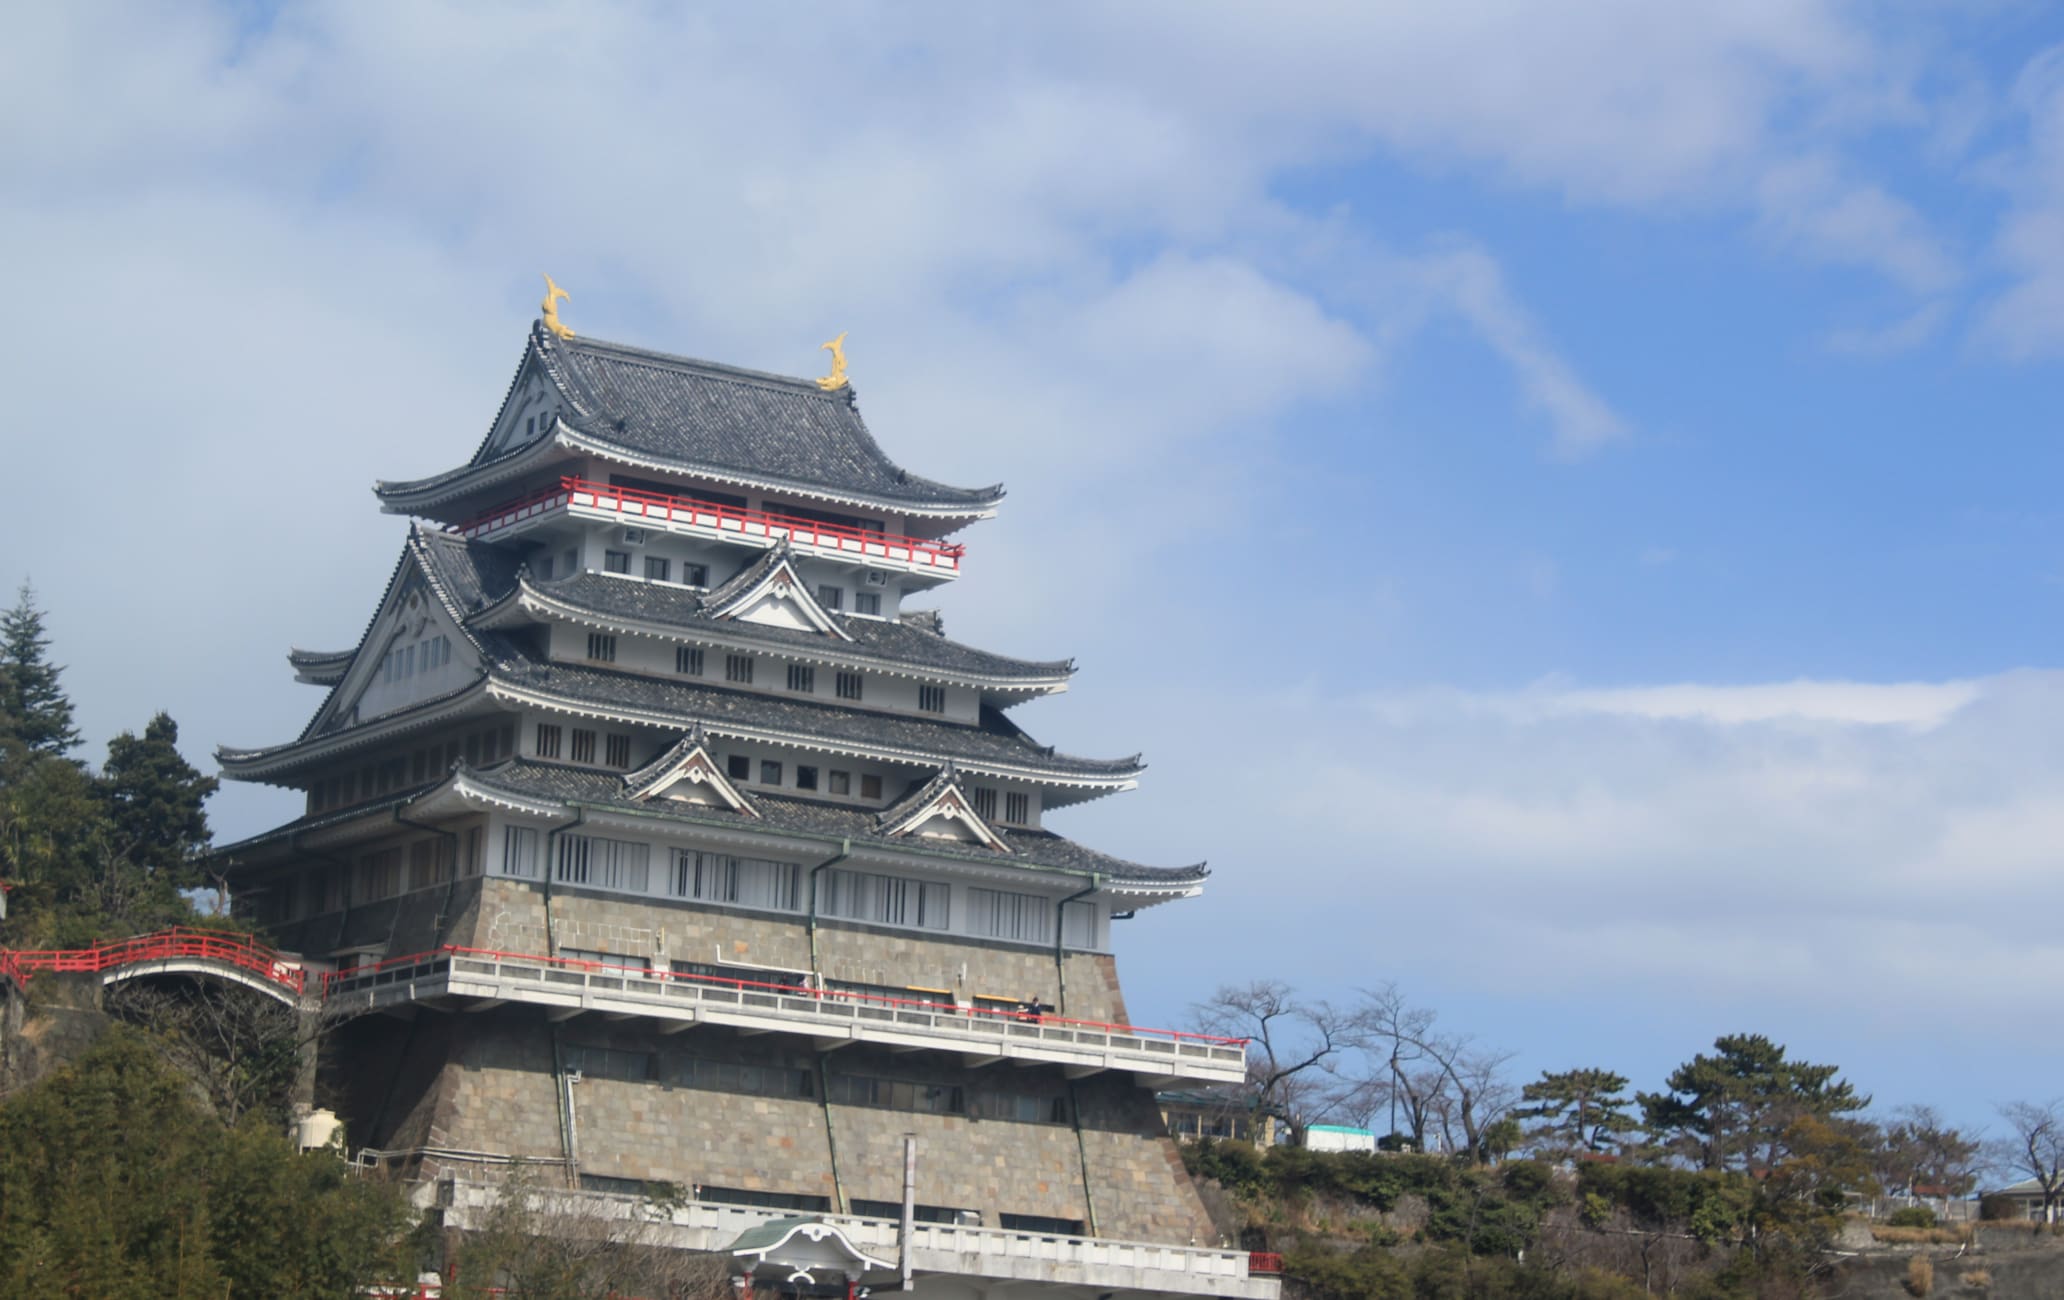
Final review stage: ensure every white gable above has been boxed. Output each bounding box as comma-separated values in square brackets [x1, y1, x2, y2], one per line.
[882, 778, 1011, 852]
[624, 734, 757, 816]
[480, 356, 561, 460]
[314, 570, 481, 735]
[734, 586, 824, 632]
[708, 554, 852, 641]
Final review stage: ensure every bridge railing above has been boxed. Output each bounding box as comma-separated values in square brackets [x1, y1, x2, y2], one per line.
[0, 926, 306, 995]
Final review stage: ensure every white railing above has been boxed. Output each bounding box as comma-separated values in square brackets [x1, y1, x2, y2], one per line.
[325, 948, 1248, 1081]
[436, 1181, 1272, 1296]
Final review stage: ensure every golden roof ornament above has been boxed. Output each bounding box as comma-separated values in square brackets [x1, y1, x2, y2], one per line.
[815, 331, 849, 391]
[540, 274, 575, 340]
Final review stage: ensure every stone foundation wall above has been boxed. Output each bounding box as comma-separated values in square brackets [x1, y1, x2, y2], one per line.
[350, 1007, 1215, 1245]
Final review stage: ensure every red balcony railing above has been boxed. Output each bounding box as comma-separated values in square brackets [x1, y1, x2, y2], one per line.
[0, 926, 307, 996]
[1249, 1252, 1285, 1275]
[457, 477, 965, 571]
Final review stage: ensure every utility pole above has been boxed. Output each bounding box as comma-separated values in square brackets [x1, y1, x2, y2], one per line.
[900, 1133, 916, 1292]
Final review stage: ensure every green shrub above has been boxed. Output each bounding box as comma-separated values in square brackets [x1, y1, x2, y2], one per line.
[1887, 1205, 1937, 1228]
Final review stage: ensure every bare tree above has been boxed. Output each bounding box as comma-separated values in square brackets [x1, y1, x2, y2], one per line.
[1346, 983, 1515, 1160]
[1192, 980, 1348, 1142]
[1994, 1099, 2064, 1224]
[450, 1164, 731, 1299]
[1868, 1104, 1983, 1217]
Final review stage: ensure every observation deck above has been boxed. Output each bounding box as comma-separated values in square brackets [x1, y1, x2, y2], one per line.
[456, 477, 966, 582]
[327, 946, 1249, 1086]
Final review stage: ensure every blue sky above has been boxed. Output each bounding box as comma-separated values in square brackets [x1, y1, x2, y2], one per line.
[6, 3, 2064, 1140]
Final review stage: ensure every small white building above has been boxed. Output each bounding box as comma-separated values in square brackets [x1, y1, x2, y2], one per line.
[1302, 1125, 1377, 1154]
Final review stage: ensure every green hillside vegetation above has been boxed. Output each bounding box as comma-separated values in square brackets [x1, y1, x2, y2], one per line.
[0, 1031, 411, 1298]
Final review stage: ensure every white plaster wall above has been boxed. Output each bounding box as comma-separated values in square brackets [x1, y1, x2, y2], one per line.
[477, 807, 1110, 956]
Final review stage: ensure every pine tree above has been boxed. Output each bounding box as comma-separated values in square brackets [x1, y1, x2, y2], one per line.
[0, 583, 82, 760]
[98, 712, 218, 902]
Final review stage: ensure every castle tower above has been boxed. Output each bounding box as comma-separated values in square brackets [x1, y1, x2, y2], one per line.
[217, 319, 1271, 1299]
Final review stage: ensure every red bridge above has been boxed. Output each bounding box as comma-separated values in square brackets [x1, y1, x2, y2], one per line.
[0, 926, 307, 1001]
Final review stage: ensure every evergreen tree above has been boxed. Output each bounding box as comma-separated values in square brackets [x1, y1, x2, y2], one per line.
[98, 712, 218, 900]
[0, 582, 82, 760]
[1516, 1067, 1639, 1158]
[1638, 1033, 1867, 1173]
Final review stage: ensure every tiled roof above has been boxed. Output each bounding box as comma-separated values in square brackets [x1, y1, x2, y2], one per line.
[413, 527, 527, 618]
[378, 323, 1002, 516]
[521, 571, 1072, 684]
[488, 649, 1138, 783]
[469, 759, 1205, 885]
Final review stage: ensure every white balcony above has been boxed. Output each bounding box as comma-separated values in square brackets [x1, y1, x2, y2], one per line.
[326, 948, 1248, 1086]
[457, 477, 965, 583]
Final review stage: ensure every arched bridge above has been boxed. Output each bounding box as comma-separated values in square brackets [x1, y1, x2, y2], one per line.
[0, 927, 308, 1006]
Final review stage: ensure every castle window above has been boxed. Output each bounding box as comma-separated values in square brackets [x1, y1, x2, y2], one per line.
[535, 725, 562, 759]
[683, 563, 709, 587]
[604, 550, 631, 574]
[918, 685, 945, 713]
[821, 868, 949, 930]
[828, 770, 851, 796]
[605, 733, 631, 769]
[670, 853, 801, 912]
[726, 654, 754, 684]
[825, 1072, 964, 1116]
[817, 584, 843, 611]
[796, 765, 818, 791]
[970, 787, 998, 820]
[555, 833, 649, 892]
[671, 1054, 815, 1099]
[570, 729, 596, 764]
[787, 664, 815, 693]
[585, 633, 616, 662]
[759, 760, 783, 786]
[1005, 792, 1030, 824]
[835, 672, 863, 701]
[726, 754, 750, 781]
[967, 887, 1053, 944]
[696, 1187, 830, 1214]
[644, 556, 670, 582]
[860, 774, 882, 800]
[676, 646, 704, 676]
[1000, 1214, 1084, 1237]
[563, 1043, 654, 1082]
[855, 592, 880, 616]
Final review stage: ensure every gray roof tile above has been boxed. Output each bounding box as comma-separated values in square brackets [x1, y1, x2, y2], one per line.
[380, 323, 1003, 515]
[469, 758, 1204, 884]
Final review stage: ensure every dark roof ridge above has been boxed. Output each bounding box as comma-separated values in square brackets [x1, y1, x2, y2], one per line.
[545, 326, 853, 404]
[506, 570, 1075, 683]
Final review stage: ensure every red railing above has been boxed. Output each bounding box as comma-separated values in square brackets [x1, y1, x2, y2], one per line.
[1249, 1252, 1284, 1275]
[457, 476, 966, 569]
[327, 943, 1247, 1051]
[0, 928, 1245, 1054]
[0, 926, 306, 996]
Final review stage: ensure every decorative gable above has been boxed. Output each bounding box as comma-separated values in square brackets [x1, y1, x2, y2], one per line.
[309, 551, 482, 737]
[621, 726, 758, 816]
[702, 545, 853, 641]
[876, 767, 1011, 851]
[479, 349, 563, 461]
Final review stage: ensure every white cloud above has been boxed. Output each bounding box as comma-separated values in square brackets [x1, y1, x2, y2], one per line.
[1754, 156, 1959, 294]
[1978, 43, 2064, 359]
[1824, 302, 1950, 356]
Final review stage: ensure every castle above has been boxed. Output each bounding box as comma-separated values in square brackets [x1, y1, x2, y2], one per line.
[215, 310, 1273, 1298]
